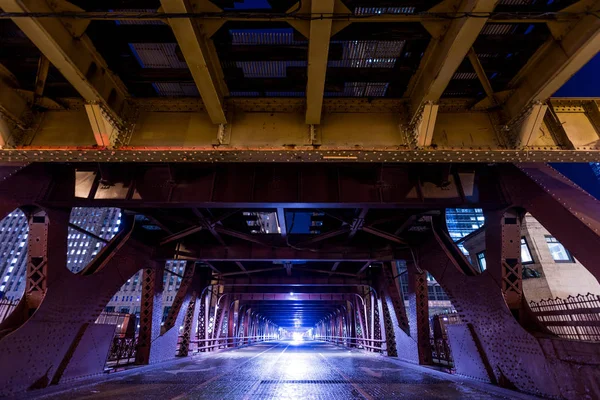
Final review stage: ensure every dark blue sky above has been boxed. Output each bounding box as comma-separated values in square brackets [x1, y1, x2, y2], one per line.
[554, 54, 600, 97]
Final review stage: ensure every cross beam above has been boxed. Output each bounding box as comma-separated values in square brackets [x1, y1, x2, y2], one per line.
[504, 5, 600, 121]
[305, 0, 335, 125]
[408, 0, 498, 142]
[159, 0, 227, 124]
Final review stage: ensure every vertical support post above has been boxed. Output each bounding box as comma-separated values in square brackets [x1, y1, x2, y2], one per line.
[376, 294, 388, 355]
[369, 290, 376, 348]
[407, 263, 432, 365]
[355, 296, 367, 348]
[243, 307, 251, 344]
[228, 299, 239, 347]
[213, 294, 227, 341]
[25, 209, 50, 310]
[135, 262, 164, 365]
[347, 300, 356, 347]
[179, 290, 199, 357]
[485, 209, 523, 315]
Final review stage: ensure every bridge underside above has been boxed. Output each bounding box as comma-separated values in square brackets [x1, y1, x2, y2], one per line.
[0, 0, 600, 398]
[0, 161, 599, 399]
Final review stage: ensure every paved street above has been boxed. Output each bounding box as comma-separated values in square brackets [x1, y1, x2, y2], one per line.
[24, 341, 538, 400]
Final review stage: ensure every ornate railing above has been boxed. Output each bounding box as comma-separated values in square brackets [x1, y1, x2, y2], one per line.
[529, 293, 600, 342]
[106, 337, 138, 367]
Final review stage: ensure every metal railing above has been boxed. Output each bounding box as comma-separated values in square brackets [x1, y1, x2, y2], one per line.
[107, 337, 138, 367]
[430, 337, 453, 366]
[188, 335, 276, 353]
[0, 299, 18, 324]
[529, 293, 600, 342]
[315, 335, 385, 352]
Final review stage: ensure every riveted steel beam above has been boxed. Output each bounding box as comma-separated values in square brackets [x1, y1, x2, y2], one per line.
[37, 163, 496, 208]
[0, 0, 129, 147]
[3, 97, 600, 162]
[0, 63, 30, 145]
[160, 0, 227, 124]
[305, 0, 335, 125]
[504, 4, 600, 121]
[408, 0, 498, 128]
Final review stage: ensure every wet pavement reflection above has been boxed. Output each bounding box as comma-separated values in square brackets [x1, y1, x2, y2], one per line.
[24, 341, 539, 400]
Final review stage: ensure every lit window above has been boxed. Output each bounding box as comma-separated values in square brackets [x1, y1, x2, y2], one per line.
[476, 251, 487, 271]
[545, 236, 573, 262]
[520, 237, 533, 264]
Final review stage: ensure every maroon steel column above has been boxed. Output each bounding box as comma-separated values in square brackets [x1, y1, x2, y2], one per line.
[135, 262, 165, 365]
[179, 290, 199, 357]
[355, 295, 367, 348]
[484, 209, 523, 315]
[407, 263, 432, 365]
[227, 299, 239, 347]
[347, 300, 357, 347]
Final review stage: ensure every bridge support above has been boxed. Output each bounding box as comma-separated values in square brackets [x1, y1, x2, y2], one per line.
[407, 263, 432, 365]
[0, 214, 152, 396]
[135, 263, 164, 365]
[423, 202, 600, 398]
[373, 263, 419, 362]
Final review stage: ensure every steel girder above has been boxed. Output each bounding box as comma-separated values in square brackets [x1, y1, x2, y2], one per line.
[0, 0, 131, 147]
[23, 163, 504, 209]
[0, 98, 597, 162]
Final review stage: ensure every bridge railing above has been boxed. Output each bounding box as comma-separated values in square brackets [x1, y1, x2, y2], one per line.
[430, 337, 453, 366]
[106, 335, 276, 368]
[529, 293, 600, 342]
[0, 299, 18, 324]
[314, 335, 385, 352]
[106, 337, 138, 367]
[188, 335, 275, 352]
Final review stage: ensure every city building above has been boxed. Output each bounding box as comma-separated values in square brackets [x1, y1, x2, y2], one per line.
[462, 213, 600, 301]
[445, 208, 485, 241]
[0, 207, 183, 321]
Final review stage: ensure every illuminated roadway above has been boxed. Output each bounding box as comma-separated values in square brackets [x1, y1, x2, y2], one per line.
[23, 341, 538, 400]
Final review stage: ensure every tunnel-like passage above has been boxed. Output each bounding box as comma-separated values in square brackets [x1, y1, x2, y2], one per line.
[21, 341, 536, 400]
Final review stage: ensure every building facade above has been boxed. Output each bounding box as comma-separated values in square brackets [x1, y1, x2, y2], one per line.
[462, 213, 600, 301]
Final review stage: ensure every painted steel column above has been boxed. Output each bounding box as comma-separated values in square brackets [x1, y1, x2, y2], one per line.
[243, 307, 251, 344]
[179, 290, 199, 357]
[407, 263, 433, 365]
[25, 208, 69, 311]
[135, 262, 165, 365]
[369, 290, 376, 349]
[484, 209, 523, 315]
[213, 294, 227, 341]
[227, 299, 239, 347]
[355, 296, 367, 348]
[347, 301, 357, 347]
[377, 293, 388, 355]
